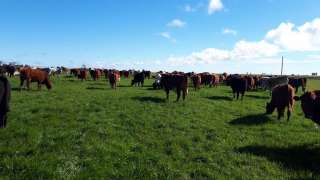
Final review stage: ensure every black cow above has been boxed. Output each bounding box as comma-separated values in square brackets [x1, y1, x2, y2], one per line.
[0, 76, 11, 128]
[226, 74, 248, 100]
[131, 72, 145, 87]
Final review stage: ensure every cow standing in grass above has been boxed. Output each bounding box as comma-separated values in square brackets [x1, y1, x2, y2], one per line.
[294, 90, 320, 125]
[0, 76, 11, 128]
[131, 72, 145, 87]
[266, 84, 295, 121]
[191, 74, 201, 91]
[108, 71, 120, 89]
[161, 74, 188, 101]
[20, 68, 52, 90]
[289, 77, 307, 93]
[226, 75, 247, 100]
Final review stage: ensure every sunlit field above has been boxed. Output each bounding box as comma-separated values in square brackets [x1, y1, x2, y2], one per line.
[0, 76, 319, 179]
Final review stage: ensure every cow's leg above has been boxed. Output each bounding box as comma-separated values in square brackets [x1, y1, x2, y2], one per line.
[38, 81, 41, 90]
[277, 108, 284, 120]
[236, 91, 240, 100]
[287, 108, 292, 121]
[176, 89, 181, 101]
[20, 79, 24, 91]
[0, 113, 6, 128]
[241, 91, 244, 100]
[165, 89, 170, 100]
[26, 80, 31, 90]
[182, 89, 187, 100]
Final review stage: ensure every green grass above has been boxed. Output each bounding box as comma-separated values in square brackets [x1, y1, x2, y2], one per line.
[1, 76, 320, 179]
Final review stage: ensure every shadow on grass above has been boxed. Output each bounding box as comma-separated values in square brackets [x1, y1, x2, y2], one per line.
[246, 95, 270, 100]
[237, 144, 320, 174]
[12, 87, 47, 92]
[132, 96, 165, 103]
[86, 87, 106, 90]
[207, 95, 233, 101]
[229, 113, 271, 126]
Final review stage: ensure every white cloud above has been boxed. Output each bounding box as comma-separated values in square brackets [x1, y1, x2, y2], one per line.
[185, 4, 196, 12]
[167, 17, 320, 66]
[265, 18, 320, 51]
[208, 0, 224, 15]
[231, 40, 280, 59]
[159, 32, 176, 43]
[167, 19, 186, 28]
[222, 28, 237, 36]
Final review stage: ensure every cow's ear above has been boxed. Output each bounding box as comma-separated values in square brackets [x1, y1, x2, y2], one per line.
[294, 96, 300, 101]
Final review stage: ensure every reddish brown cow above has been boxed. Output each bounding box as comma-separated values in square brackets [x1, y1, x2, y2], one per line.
[108, 71, 120, 89]
[79, 69, 87, 81]
[266, 84, 295, 121]
[161, 74, 188, 101]
[294, 90, 320, 125]
[20, 68, 52, 90]
[191, 74, 201, 91]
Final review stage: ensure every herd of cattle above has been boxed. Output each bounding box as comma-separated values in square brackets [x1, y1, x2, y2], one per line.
[0, 64, 318, 129]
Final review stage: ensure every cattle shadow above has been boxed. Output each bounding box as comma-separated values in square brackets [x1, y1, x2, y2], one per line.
[229, 113, 271, 126]
[132, 96, 165, 103]
[246, 95, 270, 100]
[207, 95, 233, 101]
[12, 87, 45, 92]
[237, 144, 320, 174]
[86, 87, 106, 90]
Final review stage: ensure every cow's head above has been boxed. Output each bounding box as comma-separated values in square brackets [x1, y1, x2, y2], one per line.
[266, 102, 275, 114]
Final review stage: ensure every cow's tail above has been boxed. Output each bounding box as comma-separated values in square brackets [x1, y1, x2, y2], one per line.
[44, 76, 52, 90]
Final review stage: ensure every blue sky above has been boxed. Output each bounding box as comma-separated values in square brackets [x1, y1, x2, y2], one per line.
[0, 0, 320, 74]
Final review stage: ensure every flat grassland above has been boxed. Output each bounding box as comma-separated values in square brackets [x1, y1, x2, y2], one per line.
[1, 76, 319, 179]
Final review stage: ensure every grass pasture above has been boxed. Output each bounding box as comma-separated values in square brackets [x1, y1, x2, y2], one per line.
[1, 76, 320, 179]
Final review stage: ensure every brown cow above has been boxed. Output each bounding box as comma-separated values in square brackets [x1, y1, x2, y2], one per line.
[294, 90, 320, 125]
[79, 69, 87, 81]
[20, 68, 52, 90]
[108, 71, 120, 89]
[266, 84, 295, 121]
[212, 74, 219, 87]
[161, 74, 188, 101]
[245, 76, 255, 91]
[191, 74, 201, 91]
[0, 76, 11, 128]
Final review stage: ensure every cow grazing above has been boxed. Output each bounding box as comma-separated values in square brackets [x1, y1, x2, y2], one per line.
[266, 84, 295, 121]
[0, 76, 11, 128]
[294, 90, 320, 125]
[191, 74, 201, 91]
[226, 75, 247, 100]
[289, 77, 307, 93]
[20, 68, 52, 90]
[131, 72, 145, 87]
[108, 71, 120, 89]
[161, 74, 188, 101]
